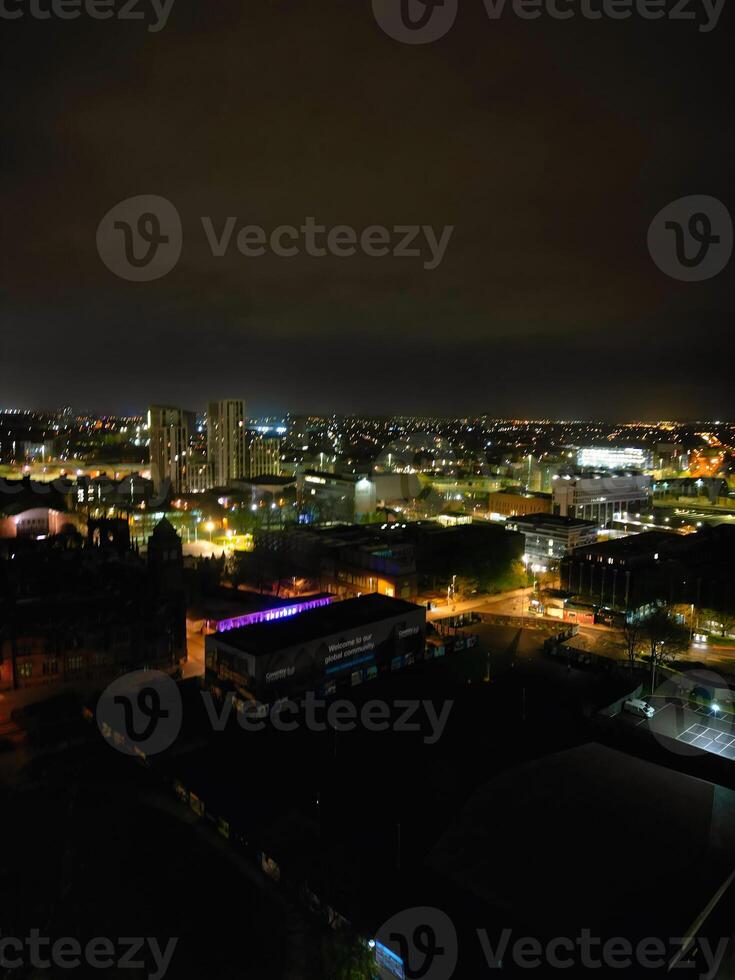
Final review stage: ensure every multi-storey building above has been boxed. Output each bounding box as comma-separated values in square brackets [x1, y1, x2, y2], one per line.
[297, 470, 376, 524]
[207, 400, 246, 486]
[246, 431, 283, 478]
[560, 525, 735, 614]
[506, 513, 597, 571]
[576, 446, 653, 471]
[0, 517, 187, 692]
[148, 405, 194, 494]
[552, 473, 651, 526]
[487, 490, 552, 519]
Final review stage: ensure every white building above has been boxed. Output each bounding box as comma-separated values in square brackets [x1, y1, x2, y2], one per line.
[577, 447, 653, 471]
[552, 473, 651, 525]
[246, 431, 283, 479]
[506, 514, 598, 571]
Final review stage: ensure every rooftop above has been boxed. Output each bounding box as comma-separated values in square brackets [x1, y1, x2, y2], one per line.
[510, 513, 597, 529]
[212, 592, 424, 656]
[188, 588, 332, 623]
[573, 529, 683, 559]
[429, 742, 735, 942]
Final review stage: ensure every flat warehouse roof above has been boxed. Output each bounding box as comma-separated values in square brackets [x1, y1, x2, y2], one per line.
[212, 593, 424, 656]
[513, 514, 597, 529]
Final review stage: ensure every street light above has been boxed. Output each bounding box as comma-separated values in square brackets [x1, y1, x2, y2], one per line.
[689, 602, 695, 644]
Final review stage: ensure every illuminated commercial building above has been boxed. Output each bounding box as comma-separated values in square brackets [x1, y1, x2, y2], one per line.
[204, 593, 426, 704]
[576, 446, 653, 471]
[297, 470, 376, 523]
[506, 513, 597, 571]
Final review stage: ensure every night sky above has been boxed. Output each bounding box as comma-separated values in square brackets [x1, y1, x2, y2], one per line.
[1, 0, 733, 419]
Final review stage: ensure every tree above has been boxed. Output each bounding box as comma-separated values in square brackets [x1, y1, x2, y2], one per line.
[699, 607, 735, 639]
[321, 931, 376, 980]
[638, 607, 689, 692]
[622, 616, 643, 675]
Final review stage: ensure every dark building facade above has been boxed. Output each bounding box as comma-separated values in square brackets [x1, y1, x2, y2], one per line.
[205, 593, 426, 705]
[238, 519, 523, 600]
[0, 517, 187, 692]
[560, 525, 735, 613]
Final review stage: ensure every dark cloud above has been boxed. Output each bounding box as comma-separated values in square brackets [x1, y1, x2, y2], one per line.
[1, 0, 732, 416]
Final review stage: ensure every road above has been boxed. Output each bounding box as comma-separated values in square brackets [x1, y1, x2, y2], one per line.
[430, 589, 735, 676]
[427, 587, 533, 621]
[185, 626, 206, 679]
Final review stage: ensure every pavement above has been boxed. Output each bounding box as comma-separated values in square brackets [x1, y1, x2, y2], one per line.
[620, 699, 735, 761]
[184, 627, 206, 679]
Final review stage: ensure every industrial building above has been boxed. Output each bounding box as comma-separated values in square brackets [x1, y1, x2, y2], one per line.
[204, 593, 426, 704]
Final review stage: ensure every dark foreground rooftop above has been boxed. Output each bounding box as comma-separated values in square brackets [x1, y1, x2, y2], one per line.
[428, 742, 735, 943]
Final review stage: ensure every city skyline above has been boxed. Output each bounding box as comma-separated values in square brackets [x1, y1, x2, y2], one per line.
[3, 2, 735, 976]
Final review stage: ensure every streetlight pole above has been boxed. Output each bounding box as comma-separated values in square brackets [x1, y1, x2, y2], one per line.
[689, 603, 695, 644]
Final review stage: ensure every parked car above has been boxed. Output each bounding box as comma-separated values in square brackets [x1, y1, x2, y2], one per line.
[623, 698, 655, 719]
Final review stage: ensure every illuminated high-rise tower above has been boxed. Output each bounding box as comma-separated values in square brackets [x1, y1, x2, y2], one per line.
[207, 399, 246, 486]
[148, 405, 194, 494]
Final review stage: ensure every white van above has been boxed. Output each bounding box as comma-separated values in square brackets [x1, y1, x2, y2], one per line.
[624, 698, 655, 719]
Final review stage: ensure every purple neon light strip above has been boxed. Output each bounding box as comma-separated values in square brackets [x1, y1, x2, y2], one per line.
[217, 596, 333, 633]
